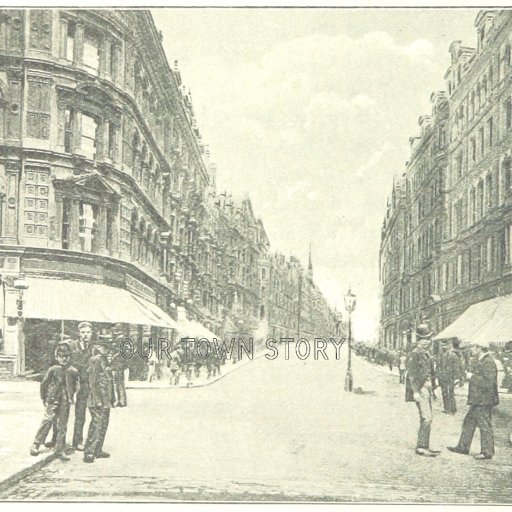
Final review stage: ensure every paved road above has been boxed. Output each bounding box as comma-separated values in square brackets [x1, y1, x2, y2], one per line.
[3, 347, 512, 502]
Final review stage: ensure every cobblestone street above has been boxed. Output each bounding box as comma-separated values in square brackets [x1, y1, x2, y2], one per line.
[2, 348, 512, 502]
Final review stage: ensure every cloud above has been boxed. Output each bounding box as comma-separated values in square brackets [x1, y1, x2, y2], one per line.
[163, 27, 448, 338]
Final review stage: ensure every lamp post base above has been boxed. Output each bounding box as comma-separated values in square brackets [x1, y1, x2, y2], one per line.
[344, 370, 353, 392]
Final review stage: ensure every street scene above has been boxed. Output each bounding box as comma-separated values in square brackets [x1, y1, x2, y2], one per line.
[2, 5, 512, 505]
[3, 344, 512, 503]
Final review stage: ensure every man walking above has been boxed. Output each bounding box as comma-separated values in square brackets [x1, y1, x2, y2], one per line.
[437, 339, 461, 414]
[448, 342, 499, 460]
[405, 322, 440, 457]
[70, 321, 93, 451]
[83, 338, 113, 463]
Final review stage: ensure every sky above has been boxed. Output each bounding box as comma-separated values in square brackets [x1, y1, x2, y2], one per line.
[152, 8, 479, 340]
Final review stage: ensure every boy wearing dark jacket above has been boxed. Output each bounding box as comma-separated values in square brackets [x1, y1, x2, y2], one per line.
[30, 342, 78, 461]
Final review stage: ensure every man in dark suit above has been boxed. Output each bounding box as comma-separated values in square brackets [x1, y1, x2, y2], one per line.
[70, 321, 93, 451]
[448, 343, 499, 460]
[437, 339, 461, 414]
[406, 322, 440, 457]
[83, 338, 113, 463]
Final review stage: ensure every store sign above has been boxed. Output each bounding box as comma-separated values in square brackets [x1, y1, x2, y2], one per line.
[125, 274, 156, 303]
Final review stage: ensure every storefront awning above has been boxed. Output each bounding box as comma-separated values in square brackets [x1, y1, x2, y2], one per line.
[176, 317, 216, 340]
[434, 295, 512, 346]
[23, 277, 176, 329]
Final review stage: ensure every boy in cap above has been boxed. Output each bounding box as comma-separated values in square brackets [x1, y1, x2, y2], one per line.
[83, 337, 113, 463]
[70, 321, 93, 451]
[30, 342, 78, 461]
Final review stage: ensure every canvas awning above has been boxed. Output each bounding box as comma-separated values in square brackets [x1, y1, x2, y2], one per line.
[23, 277, 177, 329]
[434, 294, 512, 346]
[176, 317, 216, 340]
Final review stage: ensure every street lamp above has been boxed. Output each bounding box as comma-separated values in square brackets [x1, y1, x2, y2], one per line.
[344, 287, 356, 392]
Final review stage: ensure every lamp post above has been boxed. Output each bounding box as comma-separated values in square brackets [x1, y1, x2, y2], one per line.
[13, 275, 29, 374]
[344, 287, 356, 392]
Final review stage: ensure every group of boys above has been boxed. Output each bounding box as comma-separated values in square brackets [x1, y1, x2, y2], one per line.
[30, 322, 127, 463]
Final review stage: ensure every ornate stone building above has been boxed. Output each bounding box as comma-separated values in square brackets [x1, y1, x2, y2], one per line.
[380, 9, 512, 348]
[0, 9, 335, 375]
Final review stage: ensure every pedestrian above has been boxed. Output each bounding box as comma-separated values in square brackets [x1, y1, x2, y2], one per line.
[30, 342, 79, 461]
[43, 333, 71, 450]
[168, 346, 181, 386]
[405, 322, 441, 457]
[448, 342, 499, 460]
[83, 338, 113, 463]
[399, 352, 407, 384]
[437, 339, 461, 414]
[70, 321, 94, 452]
[146, 342, 158, 383]
[110, 338, 128, 407]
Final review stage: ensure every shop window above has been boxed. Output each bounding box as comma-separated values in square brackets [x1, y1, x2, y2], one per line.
[79, 202, 97, 252]
[81, 113, 98, 160]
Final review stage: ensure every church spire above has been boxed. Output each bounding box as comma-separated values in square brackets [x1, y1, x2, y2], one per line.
[307, 242, 313, 279]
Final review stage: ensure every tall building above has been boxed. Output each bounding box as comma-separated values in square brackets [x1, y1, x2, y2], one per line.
[380, 9, 512, 348]
[0, 9, 335, 376]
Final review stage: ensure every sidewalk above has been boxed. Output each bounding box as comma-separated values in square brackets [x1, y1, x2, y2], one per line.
[0, 352, 263, 492]
[127, 351, 264, 389]
[0, 380, 57, 492]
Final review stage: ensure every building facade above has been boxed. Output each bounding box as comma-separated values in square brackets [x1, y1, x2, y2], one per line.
[0, 9, 335, 376]
[380, 9, 512, 348]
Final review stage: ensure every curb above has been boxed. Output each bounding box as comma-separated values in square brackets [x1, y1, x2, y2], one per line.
[0, 452, 56, 495]
[126, 352, 266, 390]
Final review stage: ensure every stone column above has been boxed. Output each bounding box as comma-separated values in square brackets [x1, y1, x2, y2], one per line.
[110, 205, 120, 258]
[54, 195, 63, 243]
[95, 204, 108, 256]
[70, 199, 81, 251]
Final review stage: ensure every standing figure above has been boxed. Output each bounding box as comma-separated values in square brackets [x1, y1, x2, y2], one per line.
[399, 352, 407, 384]
[83, 339, 113, 463]
[30, 342, 78, 461]
[110, 339, 128, 407]
[437, 339, 461, 414]
[70, 322, 93, 451]
[448, 343, 499, 460]
[405, 323, 440, 457]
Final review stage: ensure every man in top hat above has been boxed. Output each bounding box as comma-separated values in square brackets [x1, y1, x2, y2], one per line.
[83, 336, 113, 463]
[70, 321, 93, 451]
[405, 321, 441, 457]
[437, 339, 461, 414]
[448, 341, 499, 459]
